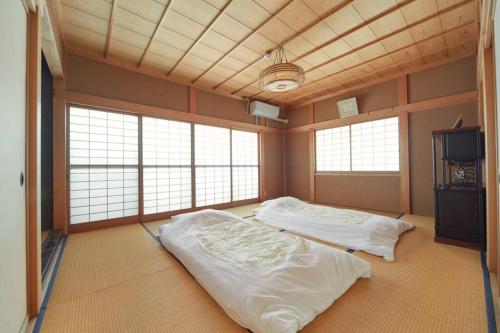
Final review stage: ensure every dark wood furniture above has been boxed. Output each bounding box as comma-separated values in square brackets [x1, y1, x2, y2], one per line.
[432, 126, 486, 250]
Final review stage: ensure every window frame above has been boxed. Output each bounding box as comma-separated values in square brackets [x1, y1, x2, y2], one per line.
[314, 116, 401, 175]
[66, 103, 261, 230]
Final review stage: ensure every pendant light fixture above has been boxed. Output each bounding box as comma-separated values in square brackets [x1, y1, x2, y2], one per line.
[258, 46, 305, 93]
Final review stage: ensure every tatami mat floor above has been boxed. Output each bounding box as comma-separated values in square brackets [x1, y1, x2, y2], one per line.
[40, 204, 488, 333]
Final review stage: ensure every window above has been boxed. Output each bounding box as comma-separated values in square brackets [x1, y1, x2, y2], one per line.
[142, 117, 192, 214]
[232, 130, 259, 200]
[351, 117, 399, 171]
[315, 117, 399, 172]
[194, 124, 231, 207]
[69, 105, 261, 225]
[316, 126, 350, 172]
[69, 106, 139, 224]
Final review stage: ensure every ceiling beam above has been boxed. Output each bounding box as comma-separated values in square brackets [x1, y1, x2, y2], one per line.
[230, 0, 418, 96]
[212, 0, 354, 90]
[137, 0, 175, 67]
[104, 0, 118, 58]
[259, 1, 474, 102]
[190, 0, 296, 84]
[282, 38, 476, 106]
[167, 0, 232, 76]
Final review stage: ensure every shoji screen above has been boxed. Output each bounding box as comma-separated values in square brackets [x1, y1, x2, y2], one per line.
[69, 106, 139, 224]
[351, 117, 399, 171]
[231, 130, 259, 200]
[315, 125, 351, 172]
[142, 117, 192, 214]
[194, 124, 231, 206]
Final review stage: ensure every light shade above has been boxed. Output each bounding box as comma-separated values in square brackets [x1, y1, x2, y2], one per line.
[258, 47, 305, 93]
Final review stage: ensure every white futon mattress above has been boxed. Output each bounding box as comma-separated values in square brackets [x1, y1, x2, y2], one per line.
[159, 209, 370, 333]
[254, 197, 415, 261]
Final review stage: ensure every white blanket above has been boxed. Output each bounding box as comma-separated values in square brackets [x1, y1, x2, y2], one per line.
[254, 197, 415, 261]
[159, 209, 370, 333]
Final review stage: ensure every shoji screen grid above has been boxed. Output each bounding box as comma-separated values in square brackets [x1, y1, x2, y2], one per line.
[231, 130, 259, 201]
[194, 124, 231, 207]
[315, 125, 351, 172]
[351, 117, 399, 171]
[142, 117, 192, 215]
[69, 106, 139, 224]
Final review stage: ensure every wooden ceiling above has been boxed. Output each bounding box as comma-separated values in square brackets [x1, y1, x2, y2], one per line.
[59, 0, 477, 107]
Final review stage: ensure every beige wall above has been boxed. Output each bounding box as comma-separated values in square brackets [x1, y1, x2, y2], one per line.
[285, 132, 310, 200]
[263, 132, 285, 199]
[315, 175, 401, 212]
[409, 103, 478, 216]
[408, 56, 476, 103]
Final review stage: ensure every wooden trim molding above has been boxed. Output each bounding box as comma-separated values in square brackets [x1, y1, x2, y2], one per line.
[104, 0, 117, 58]
[65, 91, 284, 133]
[27, 7, 41, 318]
[482, 47, 498, 272]
[287, 91, 478, 133]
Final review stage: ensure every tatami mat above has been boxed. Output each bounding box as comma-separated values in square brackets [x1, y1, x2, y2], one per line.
[41, 205, 488, 333]
[301, 214, 487, 333]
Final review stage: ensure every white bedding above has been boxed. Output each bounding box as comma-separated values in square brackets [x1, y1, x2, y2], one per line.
[254, 197, 415, 262]
[159, 209, 370, 333]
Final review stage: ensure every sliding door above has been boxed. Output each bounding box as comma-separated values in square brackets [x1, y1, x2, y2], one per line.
[194, 124, 231, 206]
[68, 106, 139, 224]
[142, 117, 192, 214]
[231, 130, 259, 201]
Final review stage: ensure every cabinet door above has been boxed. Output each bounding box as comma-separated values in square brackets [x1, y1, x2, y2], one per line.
[437, 190, 480, 243]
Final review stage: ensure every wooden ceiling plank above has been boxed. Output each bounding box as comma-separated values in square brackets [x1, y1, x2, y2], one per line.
[248, 0, 472, 99]
[281, 37, 476, 105]
[213, 0, 354, 90]
[167, 0, 232, 76]
[266, 19, 475, 103]
[137, 0, 175, 67]
[230, 0, 415, 95]
[190, 0, 297, 84]
[104, 0, 118, 58]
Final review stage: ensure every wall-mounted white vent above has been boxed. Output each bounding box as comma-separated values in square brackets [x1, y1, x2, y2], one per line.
[249, 101, 288, 123]
[337, 97, 359, 118]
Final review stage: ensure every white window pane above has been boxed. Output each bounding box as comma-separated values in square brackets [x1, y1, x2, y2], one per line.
[195, 167, 231, 206]
[315, 126, 351, 171]
[69, 106, 139, 224]
[195, 124, 230, 165]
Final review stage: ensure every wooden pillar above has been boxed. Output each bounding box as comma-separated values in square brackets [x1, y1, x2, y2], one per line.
[259, 130, 266, 201]
[483, 47, 498, 273]
[308, 104, 315, 202]
[27, 7, 41, 318]
[398, 75, 411, 214]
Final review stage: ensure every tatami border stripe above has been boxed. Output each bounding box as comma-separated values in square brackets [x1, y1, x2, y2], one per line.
[140, 222, 161, 244]
[481, 252, 497, 333]
[33, 235, 68, 333]
[396, 212, 405, 219]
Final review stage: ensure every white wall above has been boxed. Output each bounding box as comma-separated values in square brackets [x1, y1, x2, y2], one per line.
[0, 0, 28, 332]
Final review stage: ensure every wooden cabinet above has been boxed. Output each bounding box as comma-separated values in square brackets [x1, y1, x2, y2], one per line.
[432, 127, 486, 250]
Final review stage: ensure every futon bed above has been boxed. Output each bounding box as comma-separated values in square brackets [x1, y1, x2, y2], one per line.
[159, 209, 370, 333]
[254, 197, 415, 262]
